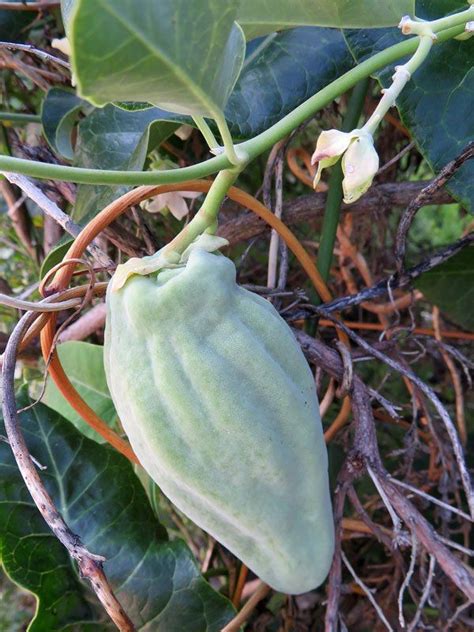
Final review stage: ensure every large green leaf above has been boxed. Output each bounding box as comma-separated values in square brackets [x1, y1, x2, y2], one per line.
[0, 390, 235, 630]
[225, 27, 355, 138]
[344, 0, 474, 212]
[68, 0, 246, 118]
[73, 104, 182, 220]
[415, 246, 474, 331]
[43, 341, 118, 441]
[41, 88, 88, 160]
[237, 0, 415, 38]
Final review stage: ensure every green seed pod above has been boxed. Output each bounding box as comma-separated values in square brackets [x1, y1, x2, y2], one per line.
[104, 248, 334, 594]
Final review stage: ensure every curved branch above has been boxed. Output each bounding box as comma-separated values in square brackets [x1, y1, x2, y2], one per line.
[2, 310, 135, 632]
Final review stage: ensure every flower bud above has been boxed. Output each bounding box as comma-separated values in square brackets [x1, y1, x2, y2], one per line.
[311, 130, 355, 188]
[341, 132, 379, 204]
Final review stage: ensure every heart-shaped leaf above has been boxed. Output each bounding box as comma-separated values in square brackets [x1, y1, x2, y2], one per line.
[0, 390, 235, 630]
[41, 87, 88, 160]
[67, 0, 246, 118]
[72, 104, 184, 220]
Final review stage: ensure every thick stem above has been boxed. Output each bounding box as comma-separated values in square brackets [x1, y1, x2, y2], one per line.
[164, 168, 241, 255]
[316, 78, 370, 286]
[0, 111, 41, 124]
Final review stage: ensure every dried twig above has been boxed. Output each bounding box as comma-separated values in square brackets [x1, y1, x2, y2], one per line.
[406, 554, 436, 632]
[312, 312, 474, 518]
[2, 172, 113, 270]
[2, 309, 135, 631]
[317, 233, 474, 314]
[0, 41, 70, 69]
[218, 180, 453, 246]
[341, 550, 394, 632]
[294, 330, 474, 601]
[397, 533, 418, 629]
[395, 141, 474, 270]
[391, 478, 472, 522]
[221, 582, 271, 632]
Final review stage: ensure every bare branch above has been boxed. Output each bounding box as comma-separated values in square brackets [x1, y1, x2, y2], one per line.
[0, 41, 70, 69]
[317, 232, 474, 314]
[1, 172, 113, 270]
[2, 309, 135, 631]
[407, 554, 436, 632]
[395, 141, 474, 270]
[312, 312, 474, 518]
[218, 180, 454, 246]
[341, 550, 394, 632]
[294, 330, 474, 600]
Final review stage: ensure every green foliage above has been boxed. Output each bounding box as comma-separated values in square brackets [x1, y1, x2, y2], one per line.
[73, 104, 183, 220]
[237, 0, 415, 38]
[345, 0, 474, 212]
[68, 0, 246, 118]
[226, 28, 355, 138]
[41, 88, 88, 160]
[0, 390, 235, 631]
[416, 247, 474, 331]
[43, 341, 118, 441]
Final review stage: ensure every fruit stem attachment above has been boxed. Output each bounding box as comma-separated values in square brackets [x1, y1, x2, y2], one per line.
[165, 167, 241, 256]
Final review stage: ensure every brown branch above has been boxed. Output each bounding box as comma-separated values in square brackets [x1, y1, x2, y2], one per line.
[218, 180, 454, 246]
[0, 1, 59, 10]
[314, 232, 474, 314]
[2, 309, 135, 631]
[294, 330, 474, 601]
[2, 173, 113, 270]
[395, 141, 474, 270]
[324, 463, 351, 632]
[0, 41, 70, 69]
[310, 313, 474, 518]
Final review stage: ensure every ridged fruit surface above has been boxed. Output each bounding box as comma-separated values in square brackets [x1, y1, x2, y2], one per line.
[104, 249, 334, 594]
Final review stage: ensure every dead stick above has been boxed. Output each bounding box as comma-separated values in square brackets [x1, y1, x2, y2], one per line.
[2, 309, 135, 631]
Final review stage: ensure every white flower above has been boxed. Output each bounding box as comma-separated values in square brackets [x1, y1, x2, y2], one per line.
[311, 129, 379, 204]
[311, 129, 355, 188]
[341, 133, 379, 204]
[144, 191, 201, 220]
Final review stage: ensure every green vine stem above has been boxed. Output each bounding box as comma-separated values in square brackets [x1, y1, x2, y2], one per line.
[0, 112, 41, 124]
[193, 115, 219, 151]
[0, 8, 471, 184]
[316, 77, 370, 286]
[363, 35, 434, 136]
[164, 168, 241, 255]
